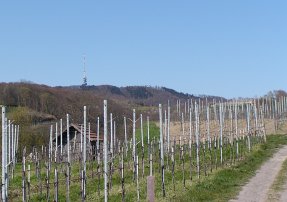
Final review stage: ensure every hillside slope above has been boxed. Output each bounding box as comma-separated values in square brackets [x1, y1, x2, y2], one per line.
[0, 82, 225, 153]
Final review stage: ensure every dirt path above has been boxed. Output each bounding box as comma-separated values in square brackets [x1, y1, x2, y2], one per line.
[230, 145, 287, 202]
[279, 183, 287, 202]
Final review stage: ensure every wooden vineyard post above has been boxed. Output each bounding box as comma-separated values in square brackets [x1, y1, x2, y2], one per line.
[67, 114, 70, 164]
[45, 161, 50, 201]
[121, 147, 125, 202]
[209, 136, 213, 173]
[55, 122, 58, 163]
[113, 121, 116, 155]
[195, 102, 200, 179]
[181, 113, 185, 144]
[140, 114, 145, 178]
[110, 113, 113, 158]
[147, 137, 155, 202]
[60, 119, 63, 159]
[27, 164, 31, 201]
[97, 116, 100, 158]
[81, 170, 85, 202]
[83, 106, 87, 200]
[149, 145, 153, 176]
[136, 155, 140, 201]
[147, 116, 150, 159]
[37, 158, 43, 196]
[181, 139, 186, 189]
[22, 148, 27, 202]
[104, 100, 108, 202]
[7, 120, 10, 179]
[97, 117, 101, 196]
[124, 116, 127, 157]
[89, 122, 91, 144]
[159, 104, 166, 197]
[109, 150, 113, 191]
[207, 105, 212, 172]
[16, 125, 19, 161]
[65, 163, 70, 202]
[54, 168, 58, 202]
[164, 110, 167, 153]
[171, 146, 175, 191]
[213, 101, 218, 168]
[11, 123, 15, 179]
[132, 109, 136, 181]
[168, 103, 170, 154]
[2, 106, 7, 202]
[97, 118, 101, 196]
[235, 101, 239, 160]
[219, 103, 223, 165]
[203, 140, 207, 176]
[260, 107, 267, 143]
[189, 105, 193, 180]
[246, 104, 251, 152]
[49, 125, 53, 171]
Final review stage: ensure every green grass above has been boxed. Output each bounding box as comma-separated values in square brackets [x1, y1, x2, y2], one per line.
[173, 134, 287, 202]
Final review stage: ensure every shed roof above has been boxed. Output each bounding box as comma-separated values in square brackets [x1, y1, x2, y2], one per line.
[53, 123, 103, 142]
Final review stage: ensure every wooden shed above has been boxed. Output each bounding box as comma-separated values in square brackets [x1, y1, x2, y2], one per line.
[53, 123, 103, 161]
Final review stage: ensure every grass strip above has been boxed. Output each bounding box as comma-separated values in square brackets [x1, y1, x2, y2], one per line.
[173, 134, 287, 202]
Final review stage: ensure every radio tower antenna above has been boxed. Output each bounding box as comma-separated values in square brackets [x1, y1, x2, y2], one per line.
[82, 55, 88, 87]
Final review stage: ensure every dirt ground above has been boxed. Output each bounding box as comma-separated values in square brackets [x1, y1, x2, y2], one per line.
[230, 145, 287, 202]
[167, 118, 278, 143]
[229, 121, 287, 202]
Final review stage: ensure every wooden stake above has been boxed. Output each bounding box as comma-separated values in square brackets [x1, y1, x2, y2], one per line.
[54, 168, 58, 202]
[136, 155, 140, 201]
[22, 148, 27, 202]
[67, 114, 70, 164]
[195, 102, 200, 179]
[66, 163, 70, 202]
[2, 106, 7, 202]
[121, 147, 125, 202]
[27, 164, 31, 201]
[159, 104, 166, 197]
[104, 100, 108, 202]
[171, 146, 175, 191]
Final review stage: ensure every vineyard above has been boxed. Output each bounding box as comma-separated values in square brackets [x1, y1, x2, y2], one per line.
[1, 97, 287, 201]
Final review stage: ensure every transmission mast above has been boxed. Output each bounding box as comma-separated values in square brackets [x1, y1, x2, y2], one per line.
[82, 55, 88, 88]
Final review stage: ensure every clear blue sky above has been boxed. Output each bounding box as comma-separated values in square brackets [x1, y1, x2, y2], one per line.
[0, 1, 286, 98]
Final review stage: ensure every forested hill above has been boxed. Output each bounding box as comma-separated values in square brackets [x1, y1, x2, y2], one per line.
[0, 82, 225, 122]
[0, 82, 225, 152]
[66, 85, 226, 106]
